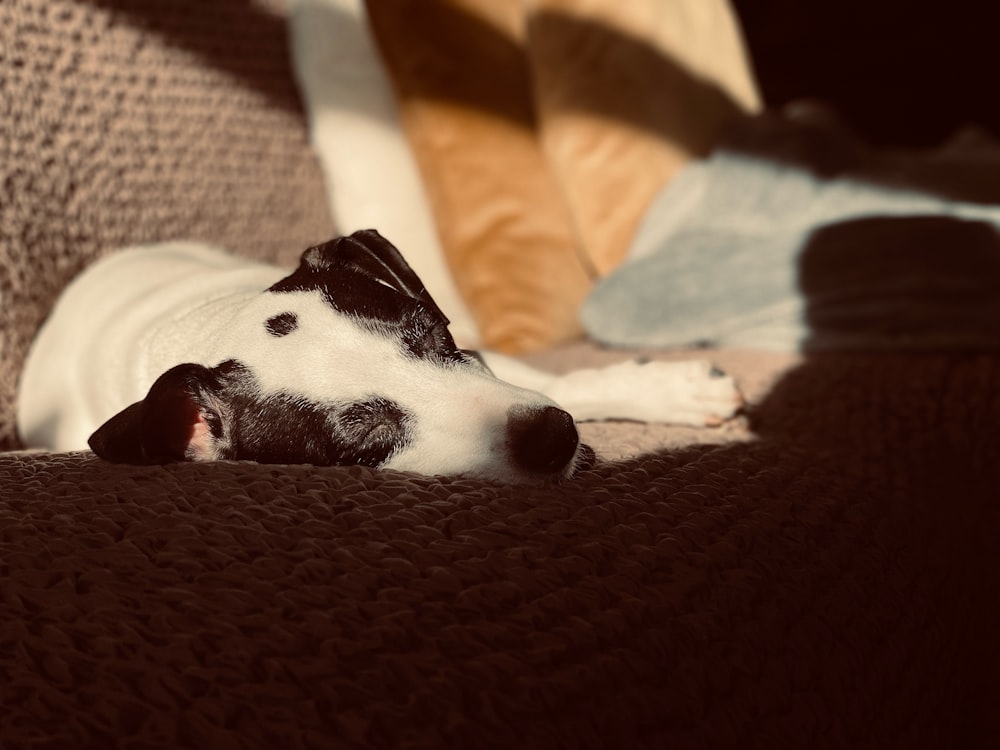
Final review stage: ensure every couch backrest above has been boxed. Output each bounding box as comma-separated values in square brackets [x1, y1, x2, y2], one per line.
[0, 0, 333, 449]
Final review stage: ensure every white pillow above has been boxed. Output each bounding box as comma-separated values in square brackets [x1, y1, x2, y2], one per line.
[288, 0, 480, 346]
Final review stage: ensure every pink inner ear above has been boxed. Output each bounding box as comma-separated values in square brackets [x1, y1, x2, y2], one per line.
[184, 412, 219, 461]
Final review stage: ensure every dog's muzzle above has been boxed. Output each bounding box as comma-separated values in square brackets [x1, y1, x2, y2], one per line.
[506, 405, 581, 475]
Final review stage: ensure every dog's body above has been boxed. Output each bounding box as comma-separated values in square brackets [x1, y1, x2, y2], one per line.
[18, 230, 740, 483]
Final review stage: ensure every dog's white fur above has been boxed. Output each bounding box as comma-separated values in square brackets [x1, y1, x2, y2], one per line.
[17, 235, 740, 483]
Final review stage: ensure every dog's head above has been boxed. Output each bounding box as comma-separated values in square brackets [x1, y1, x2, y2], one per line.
[89, 229, 592, 483]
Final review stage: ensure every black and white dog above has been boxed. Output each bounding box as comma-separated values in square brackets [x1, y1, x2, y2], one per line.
[17, 230, 740, 483]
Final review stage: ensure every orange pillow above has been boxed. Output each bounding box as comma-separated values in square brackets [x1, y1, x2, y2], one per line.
[367, 0, 592, 354]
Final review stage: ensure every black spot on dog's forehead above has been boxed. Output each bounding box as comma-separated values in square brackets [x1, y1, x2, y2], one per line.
[265, 312, 298, 337]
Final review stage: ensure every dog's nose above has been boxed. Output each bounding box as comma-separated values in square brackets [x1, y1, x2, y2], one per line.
[506, 405, 579, 474]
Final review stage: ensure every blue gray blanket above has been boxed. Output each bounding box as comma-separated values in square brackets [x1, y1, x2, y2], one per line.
[581, 112, 1000, 351]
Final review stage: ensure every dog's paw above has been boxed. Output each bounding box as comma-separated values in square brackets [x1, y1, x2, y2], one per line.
[619, 359, 743, 426]
[548, 358, 743, 426]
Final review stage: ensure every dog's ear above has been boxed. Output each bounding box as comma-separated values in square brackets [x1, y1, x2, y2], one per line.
[88, 363, 228, 464]
[300, 229, 450, 323]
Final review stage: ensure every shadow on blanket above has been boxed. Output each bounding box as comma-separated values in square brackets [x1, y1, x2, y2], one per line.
[799, 215, 1000, 351]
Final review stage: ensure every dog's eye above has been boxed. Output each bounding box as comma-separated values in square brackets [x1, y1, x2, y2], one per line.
[333, 398, 410, 467]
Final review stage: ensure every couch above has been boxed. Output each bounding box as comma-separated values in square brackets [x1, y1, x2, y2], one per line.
[2, 2, 997, 748]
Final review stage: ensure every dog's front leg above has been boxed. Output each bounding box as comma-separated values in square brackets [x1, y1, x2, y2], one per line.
[481, 353, 742, 427]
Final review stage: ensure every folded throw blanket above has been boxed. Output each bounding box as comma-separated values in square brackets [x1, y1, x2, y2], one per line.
[581, 111, 1000, 351]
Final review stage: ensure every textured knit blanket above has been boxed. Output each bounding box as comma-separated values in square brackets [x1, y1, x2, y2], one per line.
[3, 351, 997, 749]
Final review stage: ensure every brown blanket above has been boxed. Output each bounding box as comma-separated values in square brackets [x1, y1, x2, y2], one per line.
[3, 351, 996, 749]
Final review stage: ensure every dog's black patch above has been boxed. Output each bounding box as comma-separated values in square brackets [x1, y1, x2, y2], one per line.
[265, 312, 298, 337]
[271, 270, 461, 362]
[229, 393, 410, 467]
[270, 230, 466, 364]
[396, 312, 465, 363]
[202, 360, 412, 467]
